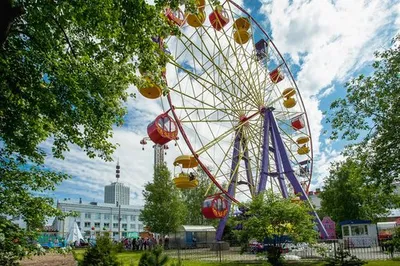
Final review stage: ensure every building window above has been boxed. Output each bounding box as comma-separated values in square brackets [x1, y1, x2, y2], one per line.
[130, 224, 136, 229]
[103, 223, 110, 228]
[113, 232, 118, 237]
[122, 224, 127, 230]
[130, 215, 136, 221]
[351, 225, 368, 236]
[104, 214, 110, 220]
[113, 223, 118, 229]
[94, 213, 101, 220]
[85, 213, 91, 219]
[121, 215, 127, 221]
[113, 214, 119, 221]
[138, 225, 143, 232]
[94, 222, 100, 228]
[122, 232, 127, 237]
[84, 222, 91, 228]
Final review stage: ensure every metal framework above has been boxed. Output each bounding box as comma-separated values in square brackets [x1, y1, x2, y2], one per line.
[146, 0, 328, 239]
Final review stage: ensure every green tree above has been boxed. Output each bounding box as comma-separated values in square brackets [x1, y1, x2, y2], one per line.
[326, 34, 400, 188]
[319, 159, 399, 224]
[1, 0, 198, 263]
[138, 246, 169, 266]
[140, 164, 187, 236]
[80, 236, 119, 266]
[234, 191, 317, 266]
[181, 167, 217, 225]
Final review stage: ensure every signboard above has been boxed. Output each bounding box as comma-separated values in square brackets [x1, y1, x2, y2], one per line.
[127, 232, 139, 238]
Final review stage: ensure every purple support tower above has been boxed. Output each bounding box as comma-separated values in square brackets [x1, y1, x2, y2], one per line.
[257, 112, 270, 194]
[215, 130, 242, 241]
[264, 108, 328, 238]
[242, 139, 255, 197]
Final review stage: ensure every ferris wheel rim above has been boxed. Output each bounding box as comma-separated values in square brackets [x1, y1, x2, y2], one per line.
[165, 0, 314, 202]
[228, 0, 314, 192]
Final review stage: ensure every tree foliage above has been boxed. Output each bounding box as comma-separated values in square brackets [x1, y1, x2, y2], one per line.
[326, 35, 400, 187]
[80, 235, 119, 266]
[0, 150, 70, 265]
[319, 159, 400, 223]
[1, 0, 197, 162]
[234, 192, 317, 265]
[234, 191, 318, 244]
[181, 167, 217, 225]
[1, 0, 201, 263]
[140, 164, 187, 235]
[138, 246, 169, 266]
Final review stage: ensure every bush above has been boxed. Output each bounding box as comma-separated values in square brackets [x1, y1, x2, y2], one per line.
[80, 236, 119, 266]
[386, 227, 400, 258]
[325, 244, 366, 266]
[138, 246, 168, 266]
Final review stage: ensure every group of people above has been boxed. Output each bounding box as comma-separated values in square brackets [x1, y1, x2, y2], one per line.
[120, 236, 170, 251]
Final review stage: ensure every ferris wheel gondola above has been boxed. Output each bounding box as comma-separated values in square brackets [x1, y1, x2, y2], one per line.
[137, 0, 327, 240]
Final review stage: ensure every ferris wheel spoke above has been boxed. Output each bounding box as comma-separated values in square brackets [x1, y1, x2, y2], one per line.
[218, 2, 266, 105]
[169, 60, 256, 113]
[175, 34, 247, 105]
[242, 122, 264, 184]
[274, 110, 305, 120]
[163, 1, 315, 207]
[169, 82, 240, 120]
[275, 118, 309, 136]
[190, 23, 264, 107]
[176, 35, 257, 112]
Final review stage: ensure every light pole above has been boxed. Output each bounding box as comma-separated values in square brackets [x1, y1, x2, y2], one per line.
[117, 201, 121, 240]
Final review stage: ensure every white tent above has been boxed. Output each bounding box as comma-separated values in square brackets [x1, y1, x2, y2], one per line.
[66, 222, 84, 244]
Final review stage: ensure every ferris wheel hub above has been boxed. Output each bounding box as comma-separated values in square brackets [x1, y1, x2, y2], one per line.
[239, 115, 250, 126]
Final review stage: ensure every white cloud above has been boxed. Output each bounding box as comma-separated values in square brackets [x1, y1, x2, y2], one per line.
[48, 0, 399, 205]
[259, 0, 399, 187]
[319, 85, 335, 98]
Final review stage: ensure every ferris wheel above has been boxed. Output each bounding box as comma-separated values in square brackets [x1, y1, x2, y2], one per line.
[138, 0, 327, 239]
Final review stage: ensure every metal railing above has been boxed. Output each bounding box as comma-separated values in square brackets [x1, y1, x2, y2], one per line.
[162, 239, 400, 263]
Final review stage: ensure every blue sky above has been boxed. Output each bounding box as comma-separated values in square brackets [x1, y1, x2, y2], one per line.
[45, 0, 400, 206]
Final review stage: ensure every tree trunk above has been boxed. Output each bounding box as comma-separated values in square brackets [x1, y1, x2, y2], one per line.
[0, 0, 24, 46]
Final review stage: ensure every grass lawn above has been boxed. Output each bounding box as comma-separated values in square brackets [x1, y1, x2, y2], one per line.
[72, 249, 399, 266]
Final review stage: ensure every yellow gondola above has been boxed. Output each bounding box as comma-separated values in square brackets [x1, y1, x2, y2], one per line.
[138, 78, 162, 99]
[196, 0, 206, 11]
[174, 155, 199, 168]
[173, 173, 199, 189]
[186, 10, 206, 27]
[297, 145, 310, 155]
[296, 136, 310, 144]
[233, 17, 250, 31]
[282, 88, 296, 98]
[283, 98, 296, 108]
[233, 30, 251, 45]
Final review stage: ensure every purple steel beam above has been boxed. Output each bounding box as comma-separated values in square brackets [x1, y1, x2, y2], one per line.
[267, 109, 329, 238]
[269, 111, 289, 197]
[216, 130, 242, 241]
[242, 139, 255, 197]
[257, 110, 270, 194]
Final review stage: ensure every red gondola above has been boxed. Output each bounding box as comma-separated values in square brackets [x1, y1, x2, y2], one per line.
[269, 68, 284, 84]
[201, 194, 228, 219]
[209, 6, 229, 31]
[165, 8, 185, 26]
[291, 115, 305, 131]
[147, 113, 178, 145]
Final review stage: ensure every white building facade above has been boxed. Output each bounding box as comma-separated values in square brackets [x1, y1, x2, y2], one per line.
[53, 200, 143, 239]
[104, 182, 130, 205]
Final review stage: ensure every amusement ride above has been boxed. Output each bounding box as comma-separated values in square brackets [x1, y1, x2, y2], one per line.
[138, 0, 328, 239]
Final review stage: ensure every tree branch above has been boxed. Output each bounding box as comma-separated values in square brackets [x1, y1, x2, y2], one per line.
[51, 16, 77, 58]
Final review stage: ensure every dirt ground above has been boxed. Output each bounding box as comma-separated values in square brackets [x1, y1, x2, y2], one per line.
[19, 253, 76, 266]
